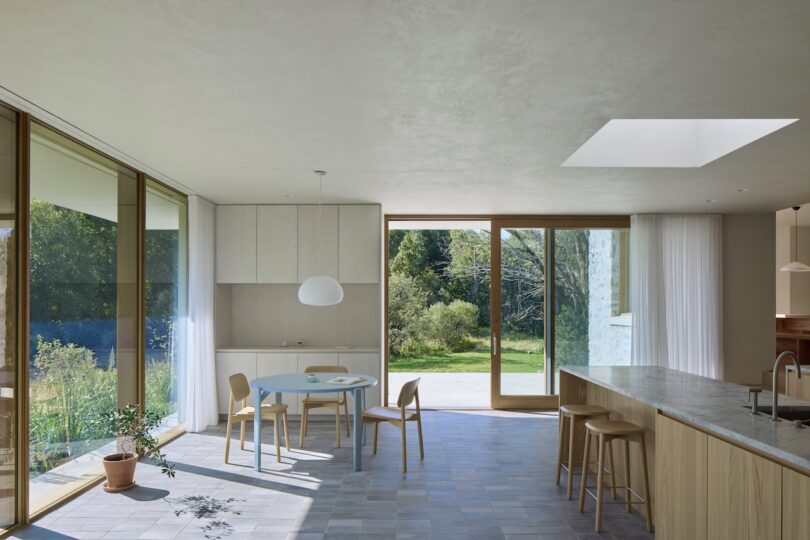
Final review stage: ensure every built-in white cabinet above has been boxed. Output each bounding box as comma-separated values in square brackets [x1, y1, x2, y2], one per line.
[339, 205, 380, 284]
[216, 206, 257, 283]
[215, 350, 380, 416]
[215, 204, 379, 284]
[256, 352, 299, 414]
[257, 206, 298, 283]
[297, 205, 339, 282]
[339, 352, 381, 408]
[215, 352, 258, 415]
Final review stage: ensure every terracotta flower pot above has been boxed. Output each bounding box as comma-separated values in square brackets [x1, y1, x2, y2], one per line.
[102, 452, 138, 492]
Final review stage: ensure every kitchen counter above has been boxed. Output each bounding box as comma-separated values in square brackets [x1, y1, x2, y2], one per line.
[561, 365, 810, 473]
[217, 346, 380, 353]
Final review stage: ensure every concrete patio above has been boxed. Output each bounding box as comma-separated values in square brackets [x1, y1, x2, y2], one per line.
[388, 373, 547, 408]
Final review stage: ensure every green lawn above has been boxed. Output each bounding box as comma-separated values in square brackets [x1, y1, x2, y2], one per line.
[390, 346, 543, 373]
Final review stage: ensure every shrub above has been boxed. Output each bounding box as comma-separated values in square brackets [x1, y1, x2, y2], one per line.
[421, 300, 479, 352]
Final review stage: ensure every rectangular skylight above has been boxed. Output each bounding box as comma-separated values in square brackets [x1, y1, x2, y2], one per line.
[562, 119, 797, 167]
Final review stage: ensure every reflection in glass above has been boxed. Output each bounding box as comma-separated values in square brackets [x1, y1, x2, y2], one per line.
[0, 105, 17, 527]
[145, 180, 187, 435]
[499, 228, 546, 396]
[553, 229, 631, 389]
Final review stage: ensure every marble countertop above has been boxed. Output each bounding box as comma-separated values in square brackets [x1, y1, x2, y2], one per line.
[561, 365, 810, 473]
[217, 346, 380, 353]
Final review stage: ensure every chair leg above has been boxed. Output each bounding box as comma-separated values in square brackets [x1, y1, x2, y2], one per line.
[624, 439, 632, 513]
[240, 420, 246, 450]
[282, 411, 290, 451]
[639, 435, 654, 533]
[224, 415, 233, 463]
[344, 396, 351, 436]
[578, 431, 591, 513]
[567, 415, 576, 500]
[608, 438, 618, 500]
[373, 421, 379, 455]
[335, 406, 341, 448]
[416, 417, 424, 460]
[555, 413, 565, 486]
[595, 434, 606, 533]
[400, 422, 407, 473]
[299, 407, 308, 448]
[274, 415, 281, 463]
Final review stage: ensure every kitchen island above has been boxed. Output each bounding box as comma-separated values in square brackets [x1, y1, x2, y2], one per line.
[560, 365, 810, 540]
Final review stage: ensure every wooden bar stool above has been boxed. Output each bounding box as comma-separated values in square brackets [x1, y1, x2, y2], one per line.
[578, 418, 653, 534]
[556, 404, 611, 499]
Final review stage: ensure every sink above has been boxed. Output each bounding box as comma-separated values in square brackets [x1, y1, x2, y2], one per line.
[743, 405, 810, 421]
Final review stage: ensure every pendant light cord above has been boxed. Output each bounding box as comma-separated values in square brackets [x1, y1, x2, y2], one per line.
[794, 205, 801, 262]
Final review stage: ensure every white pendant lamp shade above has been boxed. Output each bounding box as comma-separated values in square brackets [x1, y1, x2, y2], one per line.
[298, 275, 344, 306]
[298, 170, 345, 306]
[781, 261, 810, 272]
[780, 205, 810, 272]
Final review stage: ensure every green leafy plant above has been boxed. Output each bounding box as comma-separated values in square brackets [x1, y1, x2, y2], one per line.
[105, 404, 176, 478]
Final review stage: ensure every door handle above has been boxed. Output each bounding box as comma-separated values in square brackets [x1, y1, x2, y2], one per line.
[492, 335, 498, 355]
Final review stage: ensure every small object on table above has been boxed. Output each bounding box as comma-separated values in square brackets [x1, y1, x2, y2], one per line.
[306, 373, 318, 382]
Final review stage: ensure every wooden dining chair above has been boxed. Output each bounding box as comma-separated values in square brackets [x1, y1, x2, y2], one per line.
[224, 372, 290, 463]
[362, 378, 423, 473]
[300, 365, 351, 448]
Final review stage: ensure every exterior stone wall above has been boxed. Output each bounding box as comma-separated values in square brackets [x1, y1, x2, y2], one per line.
[587, 230, 631, 365]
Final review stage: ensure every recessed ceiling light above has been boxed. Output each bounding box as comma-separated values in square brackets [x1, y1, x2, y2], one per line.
[706, 199, 717, 203]
[562, 119, 798, 168]
[737, 188, 749, 192]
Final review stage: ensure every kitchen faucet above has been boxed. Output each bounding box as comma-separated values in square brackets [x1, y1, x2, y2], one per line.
[772, 351, 802, 422]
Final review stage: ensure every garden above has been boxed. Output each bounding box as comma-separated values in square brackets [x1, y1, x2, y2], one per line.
[388, 228, 589, 373]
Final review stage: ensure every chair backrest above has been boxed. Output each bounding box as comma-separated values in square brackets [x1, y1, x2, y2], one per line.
[397, 378, 420, 408]
[305, 365, 348, 374]
[229, 373, 251, 402]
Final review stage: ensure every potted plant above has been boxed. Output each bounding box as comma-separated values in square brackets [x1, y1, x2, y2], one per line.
[102, 404, 176, 492]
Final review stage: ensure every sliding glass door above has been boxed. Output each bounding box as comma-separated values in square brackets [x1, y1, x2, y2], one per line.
[490, 218, 630, 408]
[491, 222, 555, 408]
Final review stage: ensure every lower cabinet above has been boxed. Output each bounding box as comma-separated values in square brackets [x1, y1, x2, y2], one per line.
[257, 353, 299, 414]
[215, 350, 381, 417]
[215, 352, 257, 416]
[655, 414, 708, 540]
[783, 466, 810, 540]
[707, 436, 781, 540]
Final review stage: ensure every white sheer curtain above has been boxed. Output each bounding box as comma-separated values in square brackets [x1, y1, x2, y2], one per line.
[181, 195, 219, 432]
[630, 214, 723, 379]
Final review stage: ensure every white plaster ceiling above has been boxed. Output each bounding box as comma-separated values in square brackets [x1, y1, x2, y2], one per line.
[2, 1, 810, 215]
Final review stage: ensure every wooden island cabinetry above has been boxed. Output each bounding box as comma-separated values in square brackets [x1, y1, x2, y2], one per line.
[561, 367, 810, 540]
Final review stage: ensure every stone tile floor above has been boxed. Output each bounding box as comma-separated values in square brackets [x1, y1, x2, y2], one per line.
[12, 410, 655, 539]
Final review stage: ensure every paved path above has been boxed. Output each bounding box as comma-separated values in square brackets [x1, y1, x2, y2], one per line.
[389, 372, 546, 408]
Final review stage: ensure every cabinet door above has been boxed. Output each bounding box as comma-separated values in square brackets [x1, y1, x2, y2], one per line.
[257, 205, 298, 283]
[339, 352, 381, 408]
[338, 205, 380, 283]
[215, 352, 257, 415]
[708, 436, 781, 539]
[298, 352, 340, 414]
[655, 415, 707, 540]
[256, 353, 299, 414]
[297, 205, 338, 282]
[216, 205, 257, 283]
[783, 466, 810, 540]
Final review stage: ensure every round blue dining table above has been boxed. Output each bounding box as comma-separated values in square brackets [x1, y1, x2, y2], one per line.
[250, 373, 378, 471]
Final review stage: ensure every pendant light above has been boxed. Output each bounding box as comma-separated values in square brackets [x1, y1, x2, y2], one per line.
[780, 205, 810, 272]
[298, 171, 345, 305]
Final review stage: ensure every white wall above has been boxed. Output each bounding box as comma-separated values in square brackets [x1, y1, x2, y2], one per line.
[776, 225, 810, 315]
[217, 283, 380, 348]
[723, 214, 775, 384]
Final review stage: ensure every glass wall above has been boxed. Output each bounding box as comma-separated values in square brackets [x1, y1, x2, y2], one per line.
[28, 123, 138, 507]
[553, 228, 631, 388]
[145, 180, 187, 435]
[0, 105, 18, 527]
